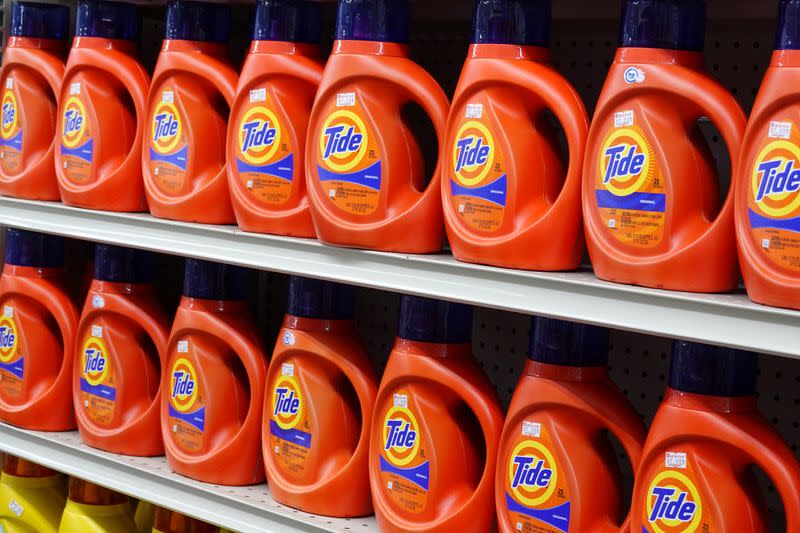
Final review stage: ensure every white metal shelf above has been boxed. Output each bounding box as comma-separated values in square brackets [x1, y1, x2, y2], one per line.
[0, 196, 797, 358]
[0, 423, 378, 533]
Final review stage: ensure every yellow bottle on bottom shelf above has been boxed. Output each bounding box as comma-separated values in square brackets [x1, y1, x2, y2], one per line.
[0, 459, 67, 533]
[57, 478, 137, 533]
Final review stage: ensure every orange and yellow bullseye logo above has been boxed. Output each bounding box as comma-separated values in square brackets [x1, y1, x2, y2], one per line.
[383, 406, 420, 466]
[319, 110, 368, 172]
[599, 128, 654, 196]
[61, 96, 87, 148]
[508, 440, 557, 507]
[271, 375, 303, 430]
[453, 121, 495, 186]
[151, 102, 183, 155]
[169, 358, 198, 413]
[1, 90, 18, 140]
[238, 106, 282, 165]
[646, 471, 702, 533]
[0, 316, 18, 363]
[80, 337, 109, 386]
[751, 141, 800, 217]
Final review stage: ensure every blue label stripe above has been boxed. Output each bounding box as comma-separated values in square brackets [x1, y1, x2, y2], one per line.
[451, 175, 507, 207]
[378, 455, 430, 491]
[0, 357, 23, 379]
[0, 130, 22, 150]
[505, 492, 570, 533]
[150, 145, 188, 171]
[61, 138, 93, 163]
[269, 419, 311, 449]
[642, 527, 650, 533]
[237, 153, 293, 181]
[749, 209, 800, 233]
[596, 190, 666, 213]
[79, 377, 116, 401]
[318, 161, 381, 191]
[168, 403, 205, 431]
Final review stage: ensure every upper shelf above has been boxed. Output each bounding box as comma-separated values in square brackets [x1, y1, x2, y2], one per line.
[0, 196, 797, 358]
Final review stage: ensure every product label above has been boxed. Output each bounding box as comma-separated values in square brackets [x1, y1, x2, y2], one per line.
[0, 309, 23, 399]
[268, 361, 313, 476]
[0, 86, 22, 173]
[378, 391, 430, 514]
[503, 421, 571, 533]
[59, 86, 95, 184]
[449, 109, 508, 233]
[167, 351, 206, 452]
[316, 94, 382, 215]
[78, 328, 116, 426]
[595, 120, 666, 248]
[235, 91, 295, 206]
[747, 120, 800, 271]
[641, 453, 712, 533]
[148, 89, 188, 194]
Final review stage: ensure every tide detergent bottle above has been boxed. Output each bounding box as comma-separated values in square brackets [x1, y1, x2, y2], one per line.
[152, 507, 217, 533]
[74, 244, 170, 456]
[632, 341, 800, 532]
[143, 0, 237, 224]
[306, 0, 450, 253]
[58, 478, 136, 533]
[370, 295, 504, 532]
[582, 0, 746, 292]
[0, 455, 67, 533]
[0, 2, 69, 200]
[443, 0, 588, 271]
[55, 0, 150, 212]
[0, 228, 78, 431]
[134, 500, 154, 533]
[162, 259, 267, 485]
[736, 0, 800, 310]
[264, 276, 376, 516]
[227, 0, 323, 238]
[497, 318, 646, 533]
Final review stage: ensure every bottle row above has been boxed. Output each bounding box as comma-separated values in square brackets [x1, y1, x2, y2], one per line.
[0, 228, 796, 532]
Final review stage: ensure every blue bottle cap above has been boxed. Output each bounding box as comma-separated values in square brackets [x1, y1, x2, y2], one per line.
[182, 259, 249, 300]
[286, 276, 355, 319]
[777, 0, 800, 50]
[669, 341, 758, 397]
[335, 0, 410, 43]
[76, 0, 140, 40]
[397, 295, 472, 344]
[5, 228, 65, 268]
[471, 0, 550, 47]
[528, 317, 609, 366]
[619, 0, 705, 52]
[253, 0, 322, 43]
[94, 244, 154, 283]
[165, 0, 231, 43]
[10, 2, 69, 40]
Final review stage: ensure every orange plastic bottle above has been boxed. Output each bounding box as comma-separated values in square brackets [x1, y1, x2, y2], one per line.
[162, 259, 267, 486]
[443, 0, 588, 271]
[370, 296, 504, 532]
[497, 318, 646, 533]
[264, 276, 377, 516]
[305, 0, 450, 253]
[736, 0, 800, 310]
[0, 2, 69, 200]
[632, 341, 800, 532]
[0, 229, 78, 431]
[74, 244, 169, 456]
[142, 1, 237, 224]
[152, 507, 217, 533]
[55, 0, 150, 212]
[227, 0, 323, 238]
[582, 0, 746, 292]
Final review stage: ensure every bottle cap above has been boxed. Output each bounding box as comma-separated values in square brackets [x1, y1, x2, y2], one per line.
[10, 1, 69, 40]
[619, 0, 705, 52]
[669, 340, 758, 397]
[335, 0, 410, 43]
[253, 0, 322, 43]
[287, 276, 356, 319]
[777, 0, 800, 50]
[94, 244, 154, 283]
[76, 0, 140, 40]
[397, 295, 472, 343]
[528, 317, 609, 366]
[471, 0, 550, 47]
[5, 228, 65, 268]
[182, 259, 248, 300]
[165, 0, 231, 43]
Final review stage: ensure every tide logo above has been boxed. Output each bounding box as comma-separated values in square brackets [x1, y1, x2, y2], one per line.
[238, 106, 281, 165]
[452, 120, 495, 186]
[319, 110, 368, 172]
[61, 96, 87, 149]
[383, 406, 420, 467]
[81, 337, 109, 386]
[646, 471, 702, 533]
[599, 128, 653, 196]
[151, 102, 183, 154]
[169, 358, 198, 413]
[751, 140, 800, 218]
[507, 440, 558, 507]
[271, 375, 303, 430]
[0, 315, 17, 363]
[1, 90, 18, 139]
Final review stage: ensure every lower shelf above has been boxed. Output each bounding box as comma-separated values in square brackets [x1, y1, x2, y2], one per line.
[0, 423, 378, 533]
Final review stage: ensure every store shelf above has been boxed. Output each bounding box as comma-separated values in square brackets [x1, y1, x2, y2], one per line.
[0, 423, 378, 533]
[0, 196, 798, 358]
